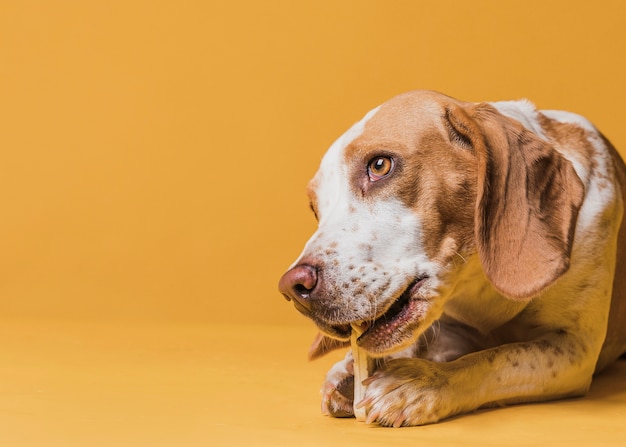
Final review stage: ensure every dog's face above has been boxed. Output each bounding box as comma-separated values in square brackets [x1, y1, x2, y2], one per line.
[279, 91, 583, 357]
[280, 92, 479, 355]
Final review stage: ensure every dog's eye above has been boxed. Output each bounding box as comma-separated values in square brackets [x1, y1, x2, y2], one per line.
[368, 156, 394, 181]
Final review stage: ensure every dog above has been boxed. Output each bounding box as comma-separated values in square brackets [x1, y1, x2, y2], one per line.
[278, 90, 626, 427]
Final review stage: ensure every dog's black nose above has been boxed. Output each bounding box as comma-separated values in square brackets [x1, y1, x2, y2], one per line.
[278, 264, 318, 312]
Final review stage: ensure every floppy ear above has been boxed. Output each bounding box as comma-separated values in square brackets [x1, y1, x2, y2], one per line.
[308, 332, 350, 360]
[468, 104, 584, 300]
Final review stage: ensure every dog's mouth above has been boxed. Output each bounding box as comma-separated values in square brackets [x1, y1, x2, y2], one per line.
[324, 276, 429, 353]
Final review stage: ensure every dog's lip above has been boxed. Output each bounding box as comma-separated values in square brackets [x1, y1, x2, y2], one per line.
[316, 320, 352, 340]
[313, 276, 429, 346]
[352, 276, 428, 345]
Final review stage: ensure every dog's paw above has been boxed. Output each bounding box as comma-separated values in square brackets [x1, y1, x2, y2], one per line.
[357, 358, 453, 427]
[321, 354, 355, 418]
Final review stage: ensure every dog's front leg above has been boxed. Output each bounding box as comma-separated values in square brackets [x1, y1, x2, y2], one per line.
[359, 335, 596, 427]
[320, 351, 355, 417]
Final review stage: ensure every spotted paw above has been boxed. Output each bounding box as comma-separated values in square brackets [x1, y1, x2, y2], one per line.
[356, 358, 453, 427]
[321, 353, 355, 418]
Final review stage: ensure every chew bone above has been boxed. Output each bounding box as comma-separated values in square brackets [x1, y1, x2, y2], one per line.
[351, 324, 373, 421]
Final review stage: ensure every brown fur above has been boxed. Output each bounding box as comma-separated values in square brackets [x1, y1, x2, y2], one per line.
[471, 104, 585, 300]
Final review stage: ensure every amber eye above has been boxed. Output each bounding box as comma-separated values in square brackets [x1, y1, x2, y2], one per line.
[367, 156, 394, 181]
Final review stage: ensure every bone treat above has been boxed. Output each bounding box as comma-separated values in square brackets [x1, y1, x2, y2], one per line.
[351, 324, 373, 421]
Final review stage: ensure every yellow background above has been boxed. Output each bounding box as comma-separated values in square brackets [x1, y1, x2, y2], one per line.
[1, 1, 626, 446]
[1, 0, 625, 325]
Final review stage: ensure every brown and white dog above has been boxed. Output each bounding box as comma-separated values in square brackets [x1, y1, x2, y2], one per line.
[278, 90, 626, 427]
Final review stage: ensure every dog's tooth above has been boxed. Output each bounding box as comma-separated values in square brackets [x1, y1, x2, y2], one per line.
[352, 321, 370, 333]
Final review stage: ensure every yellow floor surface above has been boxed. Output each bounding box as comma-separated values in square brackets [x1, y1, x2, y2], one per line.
[1, 319, 625, 447]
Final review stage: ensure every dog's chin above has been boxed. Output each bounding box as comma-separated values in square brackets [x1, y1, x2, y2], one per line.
[318, 277, 430, 356]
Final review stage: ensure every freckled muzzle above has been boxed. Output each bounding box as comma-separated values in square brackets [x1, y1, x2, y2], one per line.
[355, 277, 431, 353]
[279, 260, 431, 354]
[278, 261, 354, 339]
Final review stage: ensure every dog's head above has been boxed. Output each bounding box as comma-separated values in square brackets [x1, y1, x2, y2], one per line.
[279, 90, 583, 358]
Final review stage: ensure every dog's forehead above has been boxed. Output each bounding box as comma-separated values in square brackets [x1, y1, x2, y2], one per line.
[357, 91, 448, 143]
[309, 91, 451, 203]
[344, 92, 455, 166]
[307, 105, 380, 218]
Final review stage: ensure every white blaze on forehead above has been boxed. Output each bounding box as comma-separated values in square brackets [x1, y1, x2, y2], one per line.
[292, 103, 438, 317]
[314, 105, 381, 225]
[290, 106, 380, 268]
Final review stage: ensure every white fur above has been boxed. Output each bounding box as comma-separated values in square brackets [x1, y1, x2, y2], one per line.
[490, 99, 547, 138]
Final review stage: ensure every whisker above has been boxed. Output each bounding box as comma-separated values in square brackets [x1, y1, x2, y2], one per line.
[421, 321, 440, 353]
[454, 251, 468, 264]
